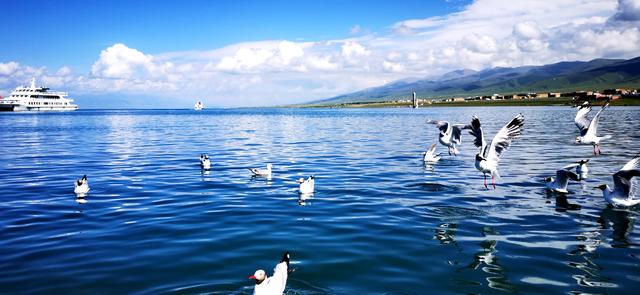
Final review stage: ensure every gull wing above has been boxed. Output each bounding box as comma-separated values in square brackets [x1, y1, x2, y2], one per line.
[486, 114, 525, 166]
[585, 101, 609, 138]
[427, 119, 450, 135]
[425, 143, 437, 157]
[451, 124, 466, 145]
[466, 115, 486, 154]
[612, 155, 640, 198]
[574, 104, 591, 137]
[556, 169, 580, 190]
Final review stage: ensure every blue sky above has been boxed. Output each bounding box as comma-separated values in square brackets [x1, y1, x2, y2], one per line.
[1, 0, 638, 108]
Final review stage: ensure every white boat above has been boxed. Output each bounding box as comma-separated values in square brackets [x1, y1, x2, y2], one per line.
[194, 101, 204, 111]
[0, 78, 78, 112]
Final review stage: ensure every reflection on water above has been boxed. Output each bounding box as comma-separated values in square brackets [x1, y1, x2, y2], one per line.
[0, 107, 639, 294]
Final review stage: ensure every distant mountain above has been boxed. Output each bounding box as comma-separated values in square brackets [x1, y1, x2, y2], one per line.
[311, 57, 640, 105]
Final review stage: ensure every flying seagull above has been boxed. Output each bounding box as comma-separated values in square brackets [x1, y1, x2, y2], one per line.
[426, 119, 468, 155]
[545, 167, 581, 193]
[595, 154, 640, 207]
[467, 114, 525, 189]
[574, 100, 611, 155]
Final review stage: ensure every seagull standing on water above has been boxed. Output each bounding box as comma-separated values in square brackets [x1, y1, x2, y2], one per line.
[426, 119, 467, 155]
[545, 167, 581, 193]
[467, 114, 525, 189]
[595, 154, 640, 207]
[423, 143, 441, 164]
[249, 163, 273, 177]
[200, 154, 211, 170]
[297, 176, 315, 194]
[574, 100, 611, 155]
[249, 252, 290, 295]
[563, 159, 589, 180]
[74, 175, 90, 195]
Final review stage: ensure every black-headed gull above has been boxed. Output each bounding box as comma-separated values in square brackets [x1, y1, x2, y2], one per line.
[545, 167, 580, 193]
[595, 154, 640, 207]
[563, 159, 589, 180]
[426, 119, 468, 155]
[467, 114, 524, 189]
[423, 143, 441, 163]
[297, 176, 314, 194]
[74, 175, 90, 195]
[249, 251, 290, 295]
[200, 154, 211, 170]
[249, 163, 273, 177]
[574, 100, 611, 155]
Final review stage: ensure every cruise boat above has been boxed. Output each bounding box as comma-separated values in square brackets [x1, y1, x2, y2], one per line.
[0, 78, 78, 111]
[194, 101, 204, 111]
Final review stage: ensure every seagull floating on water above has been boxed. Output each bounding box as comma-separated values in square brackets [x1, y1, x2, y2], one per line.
[545, 167, 580, 193]
[74, 175, 89, 195]
[423, 143, 441, 164]
[595, 154, 640, 207]
[249, 251, 290, 295]
[574, 100, 611, 155]
[562, 159, 589, 180]
[200, 154, 211, 170]
[467, 114, 525, 189]
[249, 163, 273, 177]
[297, 176, 315, 194]
[426, 119, 467, 155]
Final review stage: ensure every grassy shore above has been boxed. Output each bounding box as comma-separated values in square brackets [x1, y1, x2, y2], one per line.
[301, 97, 640, 108]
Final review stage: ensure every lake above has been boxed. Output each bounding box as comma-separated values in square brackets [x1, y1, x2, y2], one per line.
[0, 107, 639, 294]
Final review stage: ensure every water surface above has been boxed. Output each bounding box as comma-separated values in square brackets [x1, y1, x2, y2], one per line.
[1, 107, 639, 294]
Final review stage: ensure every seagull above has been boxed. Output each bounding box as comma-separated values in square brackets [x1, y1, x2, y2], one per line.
[426, 119, 468, 155]
[200, 154, 211, 170]
[423, 143, 441, 164]
[249, 163, 273, 177]
[74, 175, 90, 195]
[574, 100, 611, 155]
[563, 159, 589, 180]
[545, 167, 581, 193]
[297, 176, 314, 194]
[595, 154, 640, 207]
[467, 114, 525, 189]
[249, 251, 290, 295]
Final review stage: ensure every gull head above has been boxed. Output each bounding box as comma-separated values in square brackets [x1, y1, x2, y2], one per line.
[594, 184, 607, 191]
[475, 153, 485, 162]
[248, 269, 266, 283]
[575, 136, 582, 144]
[297, 178, 305, 184]
[579, 159, 589, 165]
[543, 177, 553, 183]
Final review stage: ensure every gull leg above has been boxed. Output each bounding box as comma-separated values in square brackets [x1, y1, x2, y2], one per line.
[593, 145, 596, 155]
[597, 144, 602, 155]
[491, 174, 496, 189]
[484, 174, 488, 189]
[448, 147, 451, 156]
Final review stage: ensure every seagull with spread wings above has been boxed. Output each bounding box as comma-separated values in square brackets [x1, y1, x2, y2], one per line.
[467, 114, 525, 189]
[595, 154, 640, 207]
[574, 100, 611, 155]
[426, 119, 467, 156]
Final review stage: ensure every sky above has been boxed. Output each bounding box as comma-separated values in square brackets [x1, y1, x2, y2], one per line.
[1, 0, 639, 108]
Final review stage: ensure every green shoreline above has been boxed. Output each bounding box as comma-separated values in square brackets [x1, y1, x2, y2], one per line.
[297, 97, 640, 108]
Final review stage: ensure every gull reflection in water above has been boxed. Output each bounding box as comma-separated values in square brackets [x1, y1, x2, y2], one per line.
[298, 192, 314, 206]
[75, 195, 87, 204]
[201, 169, 211, 182]
[460, 227, 515, 292]
[598, 206, 636, 248]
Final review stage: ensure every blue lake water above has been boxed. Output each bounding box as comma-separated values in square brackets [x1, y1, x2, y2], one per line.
[1, 107, 639, 294]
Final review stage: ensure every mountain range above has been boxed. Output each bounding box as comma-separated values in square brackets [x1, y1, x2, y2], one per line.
[311, 56, 640, 105]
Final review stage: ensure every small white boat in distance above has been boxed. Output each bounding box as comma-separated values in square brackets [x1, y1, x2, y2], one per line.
[194, 101, 204, 111]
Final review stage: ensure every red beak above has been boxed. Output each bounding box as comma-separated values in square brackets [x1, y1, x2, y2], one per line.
[248, 275, 256, 279]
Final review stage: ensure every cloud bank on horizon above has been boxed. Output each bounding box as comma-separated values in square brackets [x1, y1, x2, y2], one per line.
[1, 0, 639, 107]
